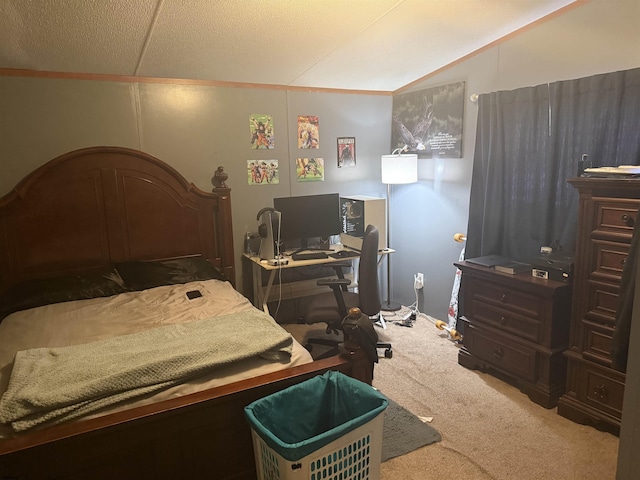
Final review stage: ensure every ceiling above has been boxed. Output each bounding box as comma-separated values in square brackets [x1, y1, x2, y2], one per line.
[0, 0, 582, 93]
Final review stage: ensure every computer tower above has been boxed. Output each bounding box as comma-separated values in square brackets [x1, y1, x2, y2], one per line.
[340, 196, 386, 251]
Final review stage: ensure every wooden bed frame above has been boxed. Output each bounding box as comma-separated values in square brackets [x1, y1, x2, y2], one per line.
[0, 147, 373, 479]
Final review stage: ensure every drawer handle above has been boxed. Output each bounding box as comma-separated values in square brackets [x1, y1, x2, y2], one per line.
[493, 346, 504, 359]
[622, 257, 627, 267]
[500, 294, 507, 303]
[500, 316, 507, 325]
[593, 384, 609, 401]
[622, 213, 635, 227]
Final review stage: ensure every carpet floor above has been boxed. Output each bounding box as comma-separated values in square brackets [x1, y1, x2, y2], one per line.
[283, 314, 619, 479]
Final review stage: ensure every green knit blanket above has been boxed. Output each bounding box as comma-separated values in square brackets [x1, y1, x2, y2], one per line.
[0, 308, 292, 432]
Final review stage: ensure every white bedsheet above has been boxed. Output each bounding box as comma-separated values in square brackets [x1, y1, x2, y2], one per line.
[0, 280, 313, 437]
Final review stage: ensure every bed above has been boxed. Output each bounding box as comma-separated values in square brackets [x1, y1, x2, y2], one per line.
[0, 146, 374, 479]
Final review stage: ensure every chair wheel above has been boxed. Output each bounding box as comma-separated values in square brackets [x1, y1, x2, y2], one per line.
[384, 348, 393, 359]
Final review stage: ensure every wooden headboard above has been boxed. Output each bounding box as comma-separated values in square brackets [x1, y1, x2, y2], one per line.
[0, 146, 234, 290]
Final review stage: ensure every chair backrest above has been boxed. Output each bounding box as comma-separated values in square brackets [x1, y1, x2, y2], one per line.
[357, 224, 382, 316]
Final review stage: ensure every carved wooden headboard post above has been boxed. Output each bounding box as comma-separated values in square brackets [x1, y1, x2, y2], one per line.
[211, 166, 234, 283]
[212, 184, 234, 284]
[0, 147, 236, 290]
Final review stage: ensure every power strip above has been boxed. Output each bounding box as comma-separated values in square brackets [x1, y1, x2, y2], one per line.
[381, 306, 413, 321]
[268, 258, 289, 266]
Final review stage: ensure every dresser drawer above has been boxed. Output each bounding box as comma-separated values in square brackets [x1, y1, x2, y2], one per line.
[584, 280, 619, 326]
[470, 301, 540, 342]
[590, 239, 629, 282]
[466, 279, 540, 318]
[463, 324, 538, 382]
[592, 198, 640, 239]
[581, 320, 614, 366]
[570, 360, 625, 420]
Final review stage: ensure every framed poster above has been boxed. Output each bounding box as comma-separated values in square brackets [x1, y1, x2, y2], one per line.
[391, 81, 465, 158]
[249, 114, 274, 149]
[296, 158, 324, 182]
[297, 115, 320, 149]
[337, 137, 356, 168]
[247, 160, 279, 185]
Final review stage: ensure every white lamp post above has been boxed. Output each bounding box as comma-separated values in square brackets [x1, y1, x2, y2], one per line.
[381, 148, 418, 311]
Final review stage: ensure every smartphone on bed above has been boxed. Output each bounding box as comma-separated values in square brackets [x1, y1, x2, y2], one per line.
[186, 290, 203, 300]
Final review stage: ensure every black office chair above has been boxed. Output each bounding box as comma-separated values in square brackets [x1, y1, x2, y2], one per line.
[299, 224, 393, 360]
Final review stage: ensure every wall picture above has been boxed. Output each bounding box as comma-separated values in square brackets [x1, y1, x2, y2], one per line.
[391, 81, 464, 158]
[296, 158, 324, 182]
[247, 160, 279, 185]
[249, 114, 274, 149]
[337, 137, 356, 168]
[297, 115, 320, 149]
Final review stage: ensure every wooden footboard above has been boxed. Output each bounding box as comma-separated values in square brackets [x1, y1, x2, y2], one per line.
[0, 353, 371, 480]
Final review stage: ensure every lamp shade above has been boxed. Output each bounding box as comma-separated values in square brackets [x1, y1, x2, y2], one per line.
[381, 154, 418, 184]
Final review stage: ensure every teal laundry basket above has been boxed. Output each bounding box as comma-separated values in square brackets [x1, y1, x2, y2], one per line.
[244, 371, 389, 480]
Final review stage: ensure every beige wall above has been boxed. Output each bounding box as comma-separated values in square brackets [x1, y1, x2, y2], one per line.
[0, 77, 392, 293]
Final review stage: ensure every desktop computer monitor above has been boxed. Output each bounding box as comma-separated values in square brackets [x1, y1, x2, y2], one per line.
[273, 193, 341, 251]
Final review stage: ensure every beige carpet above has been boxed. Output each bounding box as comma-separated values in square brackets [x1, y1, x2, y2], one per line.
[284, 313, 619, 480]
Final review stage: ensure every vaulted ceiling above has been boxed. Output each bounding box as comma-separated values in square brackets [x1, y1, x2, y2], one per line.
[0, 0, 583, 93]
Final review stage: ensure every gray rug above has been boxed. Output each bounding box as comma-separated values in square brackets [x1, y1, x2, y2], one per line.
[382, 399, 441, 462]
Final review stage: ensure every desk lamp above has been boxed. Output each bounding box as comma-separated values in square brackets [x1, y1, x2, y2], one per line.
[381, 146, 418, 311]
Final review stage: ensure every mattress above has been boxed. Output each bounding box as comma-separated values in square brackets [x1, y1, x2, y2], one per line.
[0, 279, 313, 437]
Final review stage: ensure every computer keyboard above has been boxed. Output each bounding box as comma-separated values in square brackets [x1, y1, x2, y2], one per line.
[329, 250, 359, 259]
[291, 251, 329, 261]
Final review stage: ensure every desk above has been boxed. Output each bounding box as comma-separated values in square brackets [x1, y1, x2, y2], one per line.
[245, 248, 394, 315]
[244, 251, 357, 314]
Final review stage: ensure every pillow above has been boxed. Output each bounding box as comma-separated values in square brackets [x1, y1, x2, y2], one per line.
[115, 256, 227, 291]
[0, 269, 128, 322]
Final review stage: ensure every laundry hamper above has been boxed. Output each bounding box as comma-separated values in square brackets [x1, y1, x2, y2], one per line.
[244, 371, 388, 480]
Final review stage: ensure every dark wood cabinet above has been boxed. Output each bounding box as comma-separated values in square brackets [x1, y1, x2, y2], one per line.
[455, 261, 572, 408]
[557, 178, 640, 435]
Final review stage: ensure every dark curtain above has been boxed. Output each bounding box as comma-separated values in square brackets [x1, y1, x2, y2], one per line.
[466, 67, 640, 261]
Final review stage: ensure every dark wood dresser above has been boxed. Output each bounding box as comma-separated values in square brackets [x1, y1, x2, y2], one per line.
[455, 261, 572, 408]
[557, 177, 640, 435]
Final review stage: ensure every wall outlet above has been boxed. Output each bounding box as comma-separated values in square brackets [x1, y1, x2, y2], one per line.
[414, 273, 424, 289]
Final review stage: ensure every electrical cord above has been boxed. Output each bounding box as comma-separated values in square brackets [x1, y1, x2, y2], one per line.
[382, 282, 420, 327]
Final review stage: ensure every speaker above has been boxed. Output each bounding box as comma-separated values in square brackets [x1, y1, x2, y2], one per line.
[256, 207, 280, 260]
[340, 196, 386, 251]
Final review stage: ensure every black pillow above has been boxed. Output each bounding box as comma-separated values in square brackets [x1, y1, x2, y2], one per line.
[115, 257, 226, 291]
[0, 269, 128, 322]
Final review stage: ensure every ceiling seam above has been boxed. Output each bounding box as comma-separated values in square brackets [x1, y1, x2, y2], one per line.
[134, 0, 165, 76]
[393, 0, 588, 94]
[287, 0, 407, 86]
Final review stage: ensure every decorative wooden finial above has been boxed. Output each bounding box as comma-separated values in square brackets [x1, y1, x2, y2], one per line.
[211, 166, 229, 190]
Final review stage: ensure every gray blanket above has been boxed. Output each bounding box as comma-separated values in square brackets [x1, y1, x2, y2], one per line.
[0, 308, 292, 432]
